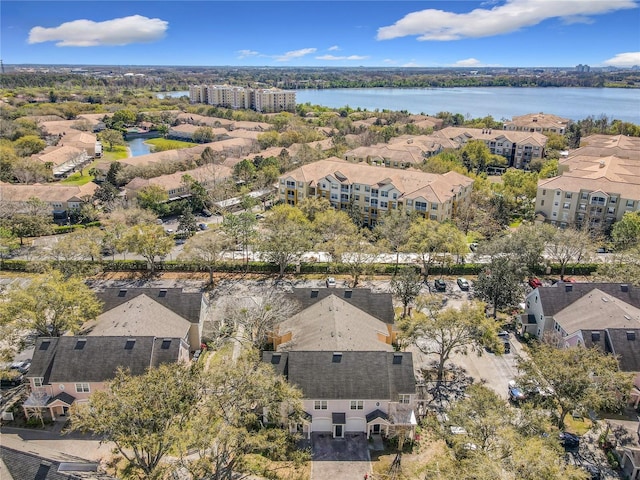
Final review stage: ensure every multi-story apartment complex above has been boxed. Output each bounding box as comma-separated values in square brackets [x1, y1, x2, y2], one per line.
[534, 135, 640, 229]
[278, 157, 473, 226]
[433, 127, 548, 170]
[189, 85, 295, 113]
[503, 112, 571, 135]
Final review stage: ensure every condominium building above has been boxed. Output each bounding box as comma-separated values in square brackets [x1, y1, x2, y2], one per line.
[189, 85, 296, 113]
[503, 112, 571, 135]
[534, 135, 640, 229]
[433, 127, 548, 170]
[278, 157, 473, 226]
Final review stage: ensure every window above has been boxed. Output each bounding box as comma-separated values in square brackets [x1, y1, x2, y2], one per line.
[75, 383, 90, 393]
[399, 394, 410, 404]
[430, 214, 438, 220]
[33, 377, 44, 387]
[565, 192, 572, 199]
[365, 186, 370, 192]
[543, 189, 547, 195]
[415, 201, 426, 211]
[371, 199, 378, 206]
[392, 193, 398, 199]
[432, 204, 438, 210]
[540, 200, 545, 206]
[381, 191, 389, 197]
[355, 185, 360, 191]
[350, 400, 364, 410]
[581, 192, 588, 200]
[380, 201, 388, 208]
[314, 400, 327, 410]
[627, 200, 635, 208]
[355, 195, 360, 201]
[556, 191, 561, 196]
[563, 203, 570, 209]
[371, 189, 379, 197]
[406, 200, 413, 206]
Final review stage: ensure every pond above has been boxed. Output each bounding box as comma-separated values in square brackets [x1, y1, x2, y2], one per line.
[127, 137, 153, 157]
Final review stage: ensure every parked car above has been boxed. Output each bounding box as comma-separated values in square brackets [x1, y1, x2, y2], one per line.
[201, 209, 213, 217]
[326, 277, 337, 288]
[559, 431, 580, 450]
[10, 359, 31, 374]
[255, 214, 265, 220]
[528, 277, 543, 289]
[434, 278, 447, 292]
[456, 277, 470, 291]
[508, 380, 526, 402]
[198, 223, 208, 230]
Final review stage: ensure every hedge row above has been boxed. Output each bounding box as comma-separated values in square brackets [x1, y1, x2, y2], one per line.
[52, 221, 102, 235]
[0, 259, 601, 277]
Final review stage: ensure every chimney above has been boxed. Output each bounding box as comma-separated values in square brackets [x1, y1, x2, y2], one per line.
[599, 160, 605, 168]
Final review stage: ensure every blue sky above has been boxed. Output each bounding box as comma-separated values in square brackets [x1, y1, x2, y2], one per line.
[2, 1, 640, 67]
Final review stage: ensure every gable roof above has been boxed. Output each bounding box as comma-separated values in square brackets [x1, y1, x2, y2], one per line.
[537, 283, 640, 317]
[287, 288, 394, 324]
[276, 294, 394, 351]
[553, 288, 640, 333]
[27, 336, 182, 383]
[0, 446, 114, 480]
[608, 328, 640, 372]
[263, 351, 415, 400]
[92, 287, 202, 324]
[81, 293, 192, 339]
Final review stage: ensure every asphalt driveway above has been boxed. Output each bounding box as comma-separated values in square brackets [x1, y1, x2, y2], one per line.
[311, 433, 371, 480]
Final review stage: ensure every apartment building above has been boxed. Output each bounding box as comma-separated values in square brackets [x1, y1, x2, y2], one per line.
[278, 157, 473, 226]
[344, 143, 424, 169]
[503, 112, 571, 135]
[535, 136, 640, 228]
[433, 127, 548, 169]
[189, 84, 296, 113]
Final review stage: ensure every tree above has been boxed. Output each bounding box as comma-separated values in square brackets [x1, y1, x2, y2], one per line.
[122, 224, 174, 272]
[177, 208, 198, 237]
[233, 158, 256, 184]
[474, 256, 525, 317]
[93, 181, 120, 205]
[13, 135, 46, 156]
[0, 270, 102, 342]
[391, 268, 423, 318]
[70, 363, 201, 478]
[398, 300, 500, 383]
[375, 208, 414, 274]
[0, 227, 19, 269]
[460, 140, 494, 174]
[49, 227, 104, 276]
[179, 227, 231, 285]
[136, 185, 170, 216]
[176, 348, 306, 480]
[517, 343, 633, 428]
[222, 212, 257, 265]
[312, 208, 357, 262]
[258, 204, 315, 275]
[224, 289, 297, 349]
[481, 224, 549, 276]
[193, 126, 214, 143]
[612, 211, 640, 251]
[334, 230, 379, 288]
[98, 129, 126, 151]
[545, 226, 593, 280]
[594, 249, 640, 286]
[297, 196, 332, 222]
[111, 109, 137, 126]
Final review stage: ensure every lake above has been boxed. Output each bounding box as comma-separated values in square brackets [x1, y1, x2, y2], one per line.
[159, 87, 640, 124]
[127, 137, 153, 157]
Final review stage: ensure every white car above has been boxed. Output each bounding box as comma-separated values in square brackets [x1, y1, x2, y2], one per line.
[326, 277, 337, 288]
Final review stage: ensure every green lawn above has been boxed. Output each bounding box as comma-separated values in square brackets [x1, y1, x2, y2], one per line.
[102, 145, 129, 161]
[146, 138, 195, 151]
[60, 171, 94, 186]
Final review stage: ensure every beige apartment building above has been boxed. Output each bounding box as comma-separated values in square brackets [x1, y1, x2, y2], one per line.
[278, 157, 473, 226]
[535, 137, 640, 228]
[433, 127, 548, 170]
[503, 112, 571, 135]
[189, 85, 296, 113]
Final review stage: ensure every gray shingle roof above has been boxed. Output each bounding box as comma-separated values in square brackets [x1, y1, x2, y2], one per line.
[0, 446, 114, 480]
[608, 328, 640, 372]
[287, 288, 394, 324]
[538, 283, 640, 317]
[93, 288, 202, 324]
[263, 351, 415, 400]
[28, 336, 182, 383]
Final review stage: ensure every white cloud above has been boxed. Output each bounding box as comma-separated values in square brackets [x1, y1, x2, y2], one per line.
[377, 0, 637, 41]
[316, 54, 368, 61]
[237, 49, 259, 59]
[603, 51, 640, 67]
[328, 45, 340, 51]
[28, 15, 168, 47]
[454, 58, 482, 67]
[274, 48, 317, 62]
[402, 62, 423, 67]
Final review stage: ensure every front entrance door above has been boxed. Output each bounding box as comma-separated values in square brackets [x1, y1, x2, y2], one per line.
[373, 424, 381, 434]
[333, 424, 344, 438]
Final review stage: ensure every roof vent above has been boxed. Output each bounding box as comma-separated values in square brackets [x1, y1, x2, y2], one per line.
[271, 353, 282, 364]
[602, 297, 609, 302]
[621, 284, 629, 292]
[118, 289, 127, 297]
[344, 290, 353, 298]
[591, 331, 601, 342]
[74, 339, 86, 350]
[627, 331, 636, 341]
[393, 353, 403, 364]
[39, 340, 51, 351]
[125, 339, 136, 350]
[158, 289, 167, 297]
[565, 284, 573, 292]
[161, 339, 171, 349]
[332, 352, 343, 363]
[310, 289, 318, 298]
[599, 160, 605, 168]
